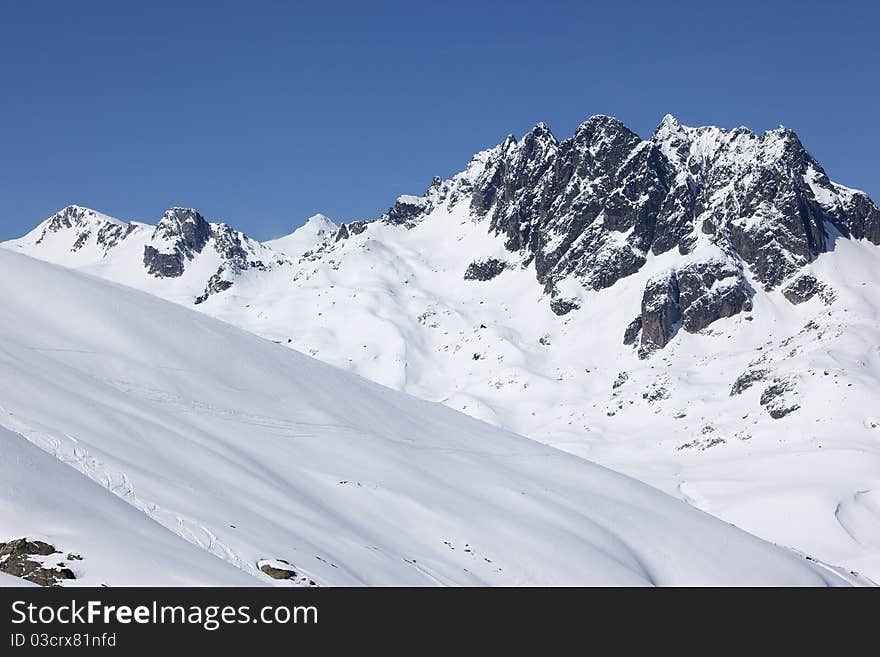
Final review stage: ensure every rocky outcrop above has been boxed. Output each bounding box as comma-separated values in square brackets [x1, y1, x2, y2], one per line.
[759, 377, 800, 419]
[257, 559, 316, 586]
[464, 258, 508, 281]
[623, 316, 642, 346]
[676, 259, 752, 332]
[549, 296, 580, 316]
[141, 209, 278, 301]
[639, 271, 681, 354]
[834, 186, 880, 243]
[194, 268, 235, 305]
[0, 538, 76, 587]
[335, 221, 369, 242]
[730, 367, 770, 396]
[782, 272, 834, 305]
[383, 195, 430, 228]
[635, 258, 752, 355]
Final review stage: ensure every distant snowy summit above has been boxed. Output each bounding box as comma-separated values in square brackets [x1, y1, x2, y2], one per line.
[266, 213, 337, 256]
[6, 113, 880, 356]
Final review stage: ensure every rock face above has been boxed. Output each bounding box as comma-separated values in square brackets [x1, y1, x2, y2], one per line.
[353, 113, 879, 352]
[639, 271, 682, 353]
[335, 220, 369, 242]
[675, 259, 753, 332]
[622, 316, 642, 346]
[143, 208, 212, 277]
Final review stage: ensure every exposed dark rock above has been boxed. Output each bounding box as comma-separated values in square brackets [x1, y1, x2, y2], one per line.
[335, 221, 370, 242]
[260, 561, 296, 579]
[639, 271, 681, 354]
[153, 208, 211, 254]
[623, 316, 642, 345]
[835, 188, 880, 244]
[143, 246, 185, 277]
[349, 221, 369, 236]
[212, 223, 250, 265]
[782, 273, 834, 305]
[676, 260, 753, 332]
[730, 368, 770, 396]
[464, 258, 508, 281]
[258, 559, 318, 586]
[633, 257, 753, 354]
[195, 268, 235, 305]
[759, 377, 800, 419]
[143, 208, 211, 278]
[549, 297, 580, 316]
[0, 538, 76, 587]
[644, 387, 670, 402]
[383, 195, 429, 228]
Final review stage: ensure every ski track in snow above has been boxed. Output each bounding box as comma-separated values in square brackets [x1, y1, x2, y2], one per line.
[0, 405, 268, 582]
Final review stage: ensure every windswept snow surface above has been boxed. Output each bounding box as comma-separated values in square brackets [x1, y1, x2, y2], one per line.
[0, 249, 857, 586]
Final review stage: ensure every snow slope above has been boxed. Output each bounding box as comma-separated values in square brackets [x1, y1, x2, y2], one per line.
[0, 249, 858, 586]
[0, 425, 258, 586]
[265, 214, 337, 256]
[193, 196, 880, 582]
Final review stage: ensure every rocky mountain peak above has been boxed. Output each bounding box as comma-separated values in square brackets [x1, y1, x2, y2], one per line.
[33, 205, 133, 254]
[43, 205, 121, 231]
[525, 121, 557, 144]
[304, 213, 335, 229]
[153, 208, 211, 247]
[144, 208, 213, 278]
[339, 113, 880, 354]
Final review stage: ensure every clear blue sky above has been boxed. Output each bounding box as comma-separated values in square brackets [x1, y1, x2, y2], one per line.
[1, 0, 877, 241]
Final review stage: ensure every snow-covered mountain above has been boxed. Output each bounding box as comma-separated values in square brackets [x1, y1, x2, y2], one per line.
[4, 114, 880, 583]
[265, 213, 337, 256]
[3, 248, 859, 586]
[10, 205, 289, 306]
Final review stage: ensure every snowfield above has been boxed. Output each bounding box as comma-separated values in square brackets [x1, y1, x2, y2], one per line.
[0, 249, 862, 586]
